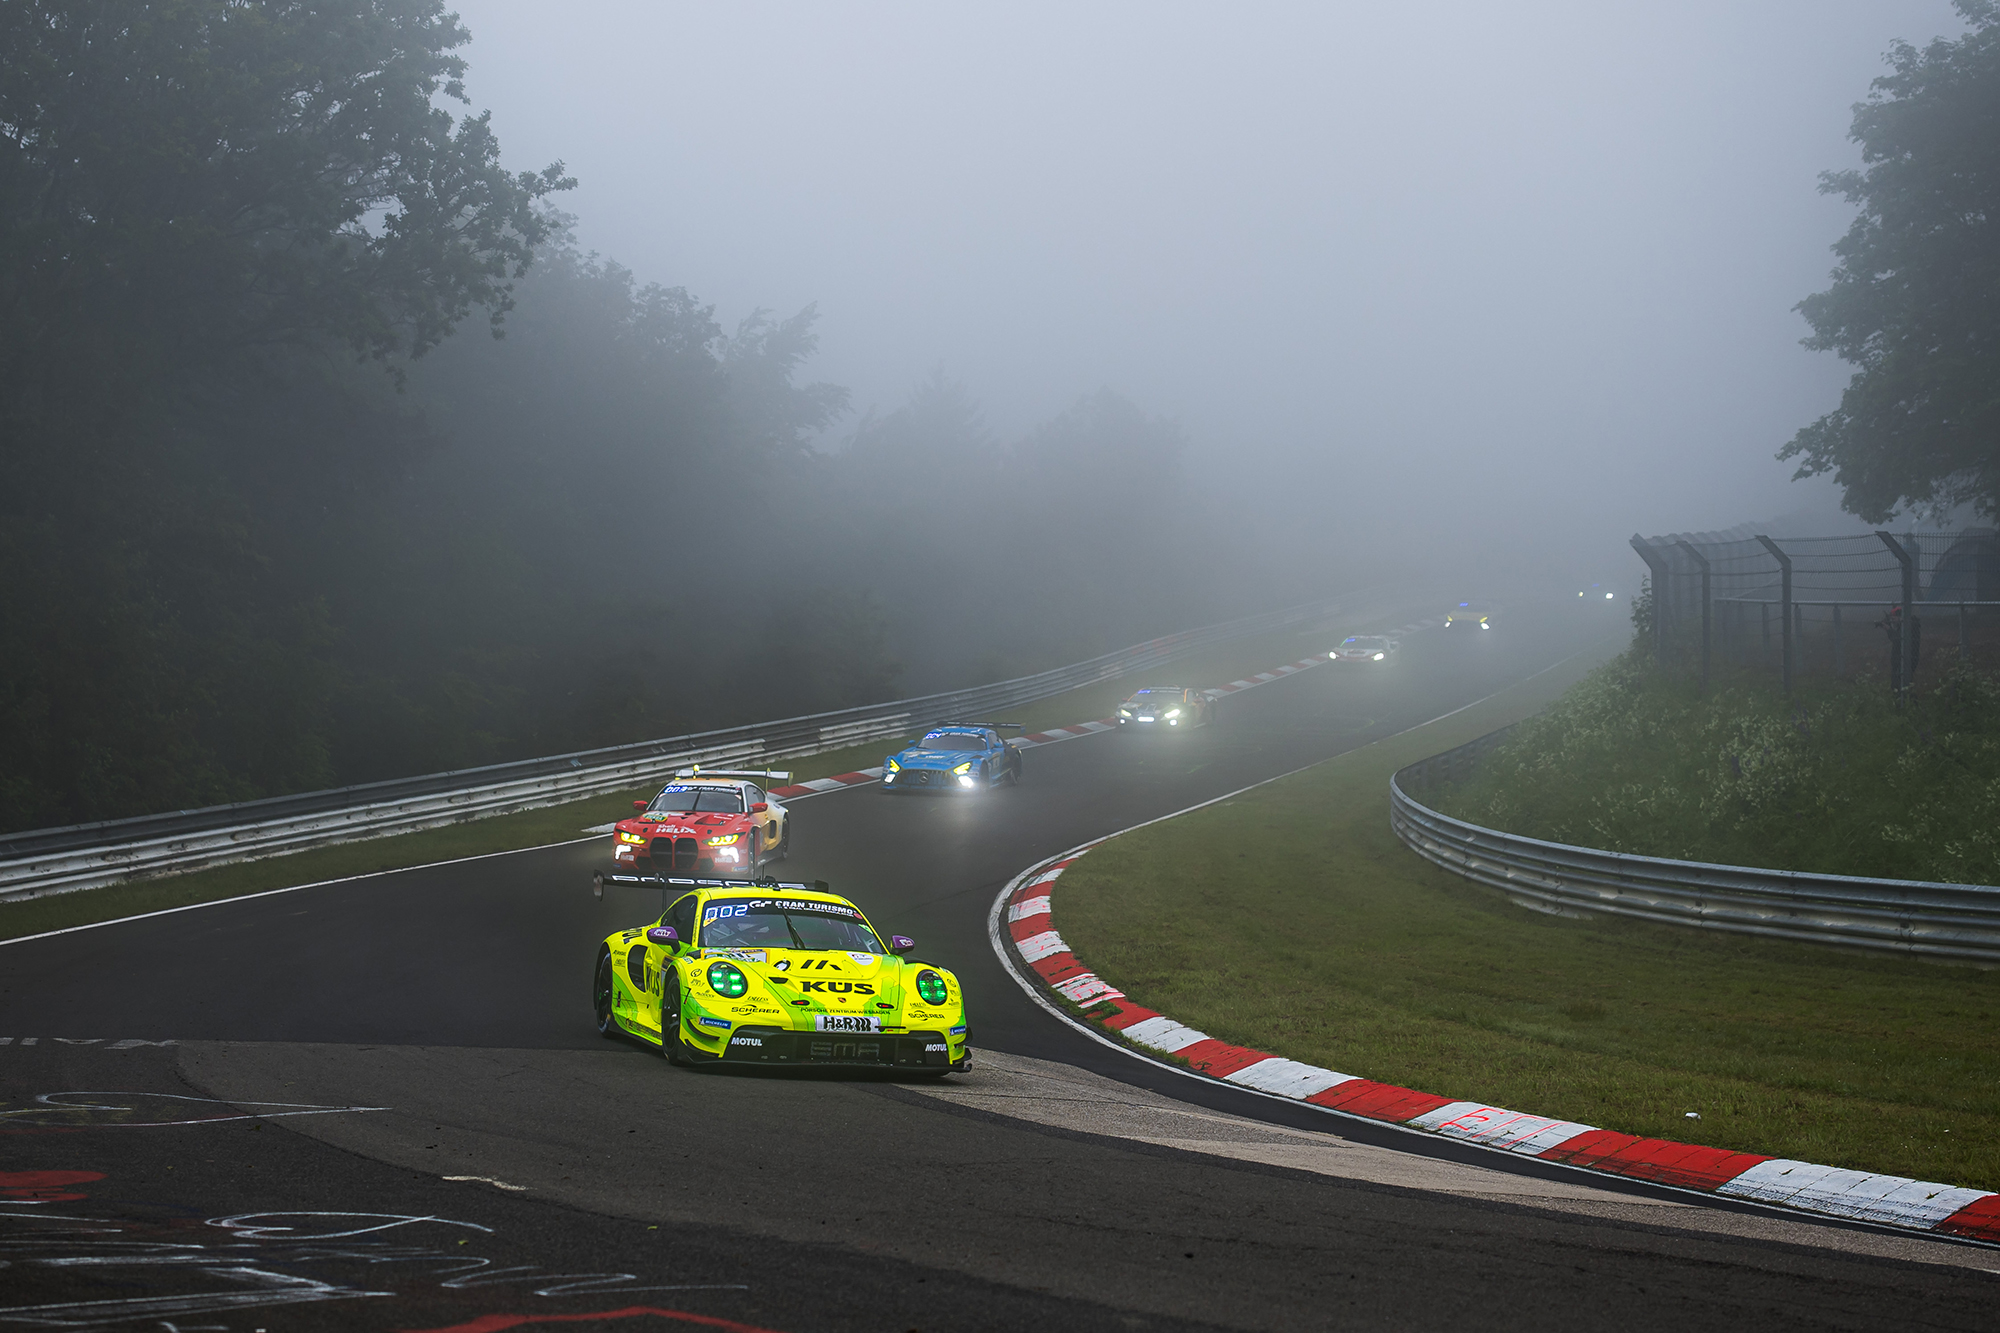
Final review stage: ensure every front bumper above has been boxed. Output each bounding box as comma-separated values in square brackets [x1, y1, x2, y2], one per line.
[882, 767, 983, 792]
[706, 1026, 967, 1069]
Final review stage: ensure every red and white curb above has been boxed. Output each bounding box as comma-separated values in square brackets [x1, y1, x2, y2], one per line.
[991, 839, 2000, 1245]
[762, 653, 1339, 803]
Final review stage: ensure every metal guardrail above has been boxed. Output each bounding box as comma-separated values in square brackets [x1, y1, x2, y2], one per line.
[0, 589, 1387, 901]
[1390, 729, 2000, 964]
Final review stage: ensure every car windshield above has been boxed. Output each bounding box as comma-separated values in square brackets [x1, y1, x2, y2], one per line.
[697, 898, 885, 953]
[1132, 689, 1182, 700]
[1343, 637, 1387, 650]
[650, 784, 743, 814]
[917, 732, 987, 752]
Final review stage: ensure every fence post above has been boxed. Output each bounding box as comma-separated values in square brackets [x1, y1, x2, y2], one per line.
[1675, 540, 1710, 693]
[1630, 536, 1671, 664]
[1877, 531, 1916, 698]
[1755, 535, 1792, 696]
[1833, 603, 1843, 677]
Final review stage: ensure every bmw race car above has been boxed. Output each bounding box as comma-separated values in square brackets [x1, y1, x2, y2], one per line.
[1444, 601, 1496, 630]
[595, 769, 791, 897]
[592, 878, 970, 1073]
[1331, 635, 1399, 663]
[1115, 686, 1216, 729]
[881, 723, 1023, 793]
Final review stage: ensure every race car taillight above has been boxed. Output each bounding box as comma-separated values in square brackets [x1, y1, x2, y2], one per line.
[915, 970, 949, 1005]
[707, 961, 748, 998]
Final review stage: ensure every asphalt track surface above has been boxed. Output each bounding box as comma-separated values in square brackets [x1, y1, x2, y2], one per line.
[4, 598, 1998, 1331]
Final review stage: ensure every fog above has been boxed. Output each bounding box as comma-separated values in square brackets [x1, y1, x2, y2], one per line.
[446, 0, 1960, 583]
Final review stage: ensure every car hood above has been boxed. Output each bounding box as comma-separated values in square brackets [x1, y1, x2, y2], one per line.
[894, 749, 977, 769]
[620, 811, 748, 836]
[693, 948, 958, 1018]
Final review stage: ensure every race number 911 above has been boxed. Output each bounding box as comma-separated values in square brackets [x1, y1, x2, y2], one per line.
[814, 1014, 879, 1034]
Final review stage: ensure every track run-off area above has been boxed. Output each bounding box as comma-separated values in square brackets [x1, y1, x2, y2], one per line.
[3, 596, 1997, 1332]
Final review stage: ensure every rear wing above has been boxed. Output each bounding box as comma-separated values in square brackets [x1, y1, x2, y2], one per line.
[599, 873, 831, 891]
[671, 767, 794, 783]
[929, 720, 1023, 732]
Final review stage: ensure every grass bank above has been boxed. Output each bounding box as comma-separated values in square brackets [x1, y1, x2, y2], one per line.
[1055, 643, 2000, 1192]
[0, 602, 1403, 942]
[1431, 647, 2000, 884]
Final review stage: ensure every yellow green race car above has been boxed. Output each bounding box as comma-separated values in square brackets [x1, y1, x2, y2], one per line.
[592, 878, 970, 1073]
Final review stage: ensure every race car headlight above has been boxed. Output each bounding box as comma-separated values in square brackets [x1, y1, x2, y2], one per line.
[1119, 708, 1133, 717]
[706, 961, 748, 998]
[887, 758, 900, 771]
[1373, 652, 1385, 660]
[952, 762, 972, 774]
[1165, 708, 1181, 718]
[914, 969, 949, 1005]
[617, 831, 646, 845]
[957, 774, 976, 788]
[706, 833, 740, 846]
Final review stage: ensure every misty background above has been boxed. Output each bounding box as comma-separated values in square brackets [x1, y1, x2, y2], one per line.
[451, 0, 1959, 556]
[0, 0, 1969, 832]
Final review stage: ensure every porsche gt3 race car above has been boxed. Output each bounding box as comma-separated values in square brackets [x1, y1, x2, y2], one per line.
[592, 878, 970, 1073]
[881, 723, 1023, 793]
[1115, 686, 1216, 729]
[594, 769, 791, 896]
[1331, 635, 1399, 663]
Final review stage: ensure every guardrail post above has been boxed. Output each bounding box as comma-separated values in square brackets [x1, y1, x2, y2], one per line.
[1755, 535, 1792, 696]
[1675, 540, 1710, 693]
[1878, 531, 1916, 698]
[1630, 536, 1671, 664]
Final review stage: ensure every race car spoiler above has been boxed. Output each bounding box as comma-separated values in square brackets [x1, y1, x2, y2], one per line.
[671, 767, 794, 782]
[599, 873, 832, 892]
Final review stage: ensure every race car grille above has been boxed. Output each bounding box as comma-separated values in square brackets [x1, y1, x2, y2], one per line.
[650, 836, 698, 871]
[901, 770, 938, 787]
[718, 1027, 952, 1068]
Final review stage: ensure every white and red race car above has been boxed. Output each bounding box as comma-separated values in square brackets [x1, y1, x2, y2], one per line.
[594, 769, 791, 897]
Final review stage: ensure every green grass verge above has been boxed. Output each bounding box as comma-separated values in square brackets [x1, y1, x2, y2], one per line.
[1429, 646, 2000, 884]
[0, 604, 1404, 943]
[1055, 641, 2000, 1193]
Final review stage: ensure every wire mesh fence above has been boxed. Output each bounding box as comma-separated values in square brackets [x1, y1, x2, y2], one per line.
[1632, 526, 2000, 693]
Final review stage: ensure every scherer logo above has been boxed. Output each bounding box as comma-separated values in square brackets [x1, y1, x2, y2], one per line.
[799, 981, 875, 995]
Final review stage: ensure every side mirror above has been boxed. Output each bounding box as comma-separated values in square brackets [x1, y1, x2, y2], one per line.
[633, 800, 648, 811]
[645, 926, 680, 950]
[889, 935, 915, 955]
[751, 802, 769, 813]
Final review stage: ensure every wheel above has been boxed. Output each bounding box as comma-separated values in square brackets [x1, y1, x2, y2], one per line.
[593, 948, 619, 1039]
[660, 974, 690, 1065]
[770, 817, 789, 861]
[1007, 752, 1023, 785]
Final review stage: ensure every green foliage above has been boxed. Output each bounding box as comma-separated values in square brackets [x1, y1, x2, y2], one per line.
[1782, 1, 2000, 522]
[1433, 650, 2000, 883]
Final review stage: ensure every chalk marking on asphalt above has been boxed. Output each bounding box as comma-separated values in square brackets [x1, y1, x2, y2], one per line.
[443, 1175, 529, 1192]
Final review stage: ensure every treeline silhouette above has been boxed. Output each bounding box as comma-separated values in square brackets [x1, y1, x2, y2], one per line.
[0, 2, 1256, 834]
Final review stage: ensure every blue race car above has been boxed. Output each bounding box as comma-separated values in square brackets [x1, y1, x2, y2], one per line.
[881, 722, 1024, 793]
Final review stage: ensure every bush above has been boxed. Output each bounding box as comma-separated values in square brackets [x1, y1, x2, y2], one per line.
[1432, 649, 2000, 883]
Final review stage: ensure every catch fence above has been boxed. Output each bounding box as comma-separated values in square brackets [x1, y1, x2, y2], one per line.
[1631, 526, 2000, 693]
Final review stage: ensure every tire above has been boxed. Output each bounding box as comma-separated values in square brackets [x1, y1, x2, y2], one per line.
[660, 974, 690, 1065]
[770, 818, 789, 861]
[1007, 752, 1023, 785]
[593, 948, 619, 1040]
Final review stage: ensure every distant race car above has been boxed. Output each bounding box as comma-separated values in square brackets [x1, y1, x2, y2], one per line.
[882, 723, 1023, 792]
[1578, 583, 1620, 603]
[1115, 686, 1216, 729]
[1444, 601, 1496, 630]
[1331, 635, 1400, 663]
[592, 878, 970, 1073]
[594, 769, 791, 896]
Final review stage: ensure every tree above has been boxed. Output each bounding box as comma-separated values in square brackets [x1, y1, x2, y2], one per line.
[0, 0, 574, 416]
[1782, 1, 2000, 522]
